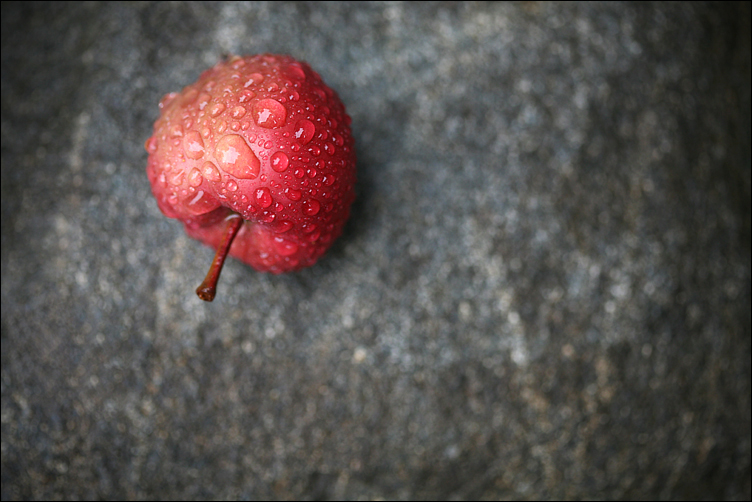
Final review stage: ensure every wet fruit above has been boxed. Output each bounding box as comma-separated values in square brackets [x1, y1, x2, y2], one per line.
[145, 54, 356, 301]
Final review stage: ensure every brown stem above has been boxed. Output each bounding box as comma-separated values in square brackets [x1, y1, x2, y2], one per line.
[196, 214, 243, 302]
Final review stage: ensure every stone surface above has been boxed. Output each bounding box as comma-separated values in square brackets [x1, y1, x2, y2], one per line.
[1, 2, 749, 499]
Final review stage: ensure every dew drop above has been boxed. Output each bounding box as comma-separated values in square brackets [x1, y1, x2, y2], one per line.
[294, 168, 306, 179]
[274, 220, 294, 233]
[169, 124, 183, 137]
[309, 145, 321, 156]
[286, 63, 306, 80]
[159, 93, 178, 109]
[303, 199, 321, 216]
[285, 188, 302, 201]
[227, 180, 239, 192]
[238, 89, 256, 103]
[322, 174, 336, 186]
[209, 103, 226, 117]
[197, 93, 212, 110]
[293, 119, 315, 145]
[188, 167, 203, 187]
[324, 142, 335, 155]
[273, 236, 299, 256]
[253, 99, 287, 128]
[214, 135, 260, 179]
[259, 211, 276, 223]
[255, 187, 273, 208]
[186, 189, 221, 215]
[244, 73, 264, 87]
[171, 171, 185, 186]
[270, 151, 290, 172]
[202, 161, 221, 182]
[145, 136, 158, 154]
[231, 106, 247, 119]
[216, 121, 227, 133]
[307, 230, 321, 242]
[183, 131, 205, 159]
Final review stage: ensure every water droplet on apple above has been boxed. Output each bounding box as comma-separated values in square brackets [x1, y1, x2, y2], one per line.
[145, 136, 158, 154]
[227, 180, 239, 192]
[259, 211, 276, 223]
[214, 135, 260, 179]
[270, 151, 289, 172]
[171, 171, 185, 186]
[185, 189, 220, 215]
[231, 106, 247, 119]
[274, 220, 294, 233]
[244, 73, 264, 87]
[238, 89, 255, 103]
[209, 103, 226, 117]
[286, 63, 306, 80]
[273, 236, 298, 256]
[159, 93, 178, 109]
[255, 187, 273, 208]
[322, 174, 335, 186]
[253, 98, 287, 128]
[307, 229, 321, 242]
[188, 167, 203, 187]
[202, 161, 221, 182]
[169, 124, 183, 137]
[183, 131, 205, 159]
[284, 188, 302, 201]
[303, 199, 320, 216]
[324, 142, 335, 155]
[294, 119, 315, 145]
[197, 93, 212, 110]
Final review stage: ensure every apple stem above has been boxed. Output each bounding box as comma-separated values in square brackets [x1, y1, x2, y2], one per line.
[196, 214, 243, 302]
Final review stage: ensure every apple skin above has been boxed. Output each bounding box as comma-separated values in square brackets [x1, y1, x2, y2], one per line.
[145, 54, 356, 275]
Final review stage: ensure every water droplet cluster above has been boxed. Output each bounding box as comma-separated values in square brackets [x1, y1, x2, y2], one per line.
[145, 54, 356, 273]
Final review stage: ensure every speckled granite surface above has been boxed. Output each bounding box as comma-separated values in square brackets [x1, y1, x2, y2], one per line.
[2, 2, 750, 499]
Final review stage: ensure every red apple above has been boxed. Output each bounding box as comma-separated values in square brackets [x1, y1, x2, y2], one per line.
[145, 54, 356, 301]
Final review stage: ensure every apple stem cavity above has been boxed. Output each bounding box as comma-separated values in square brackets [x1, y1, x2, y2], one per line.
[196, 214, 243, 302]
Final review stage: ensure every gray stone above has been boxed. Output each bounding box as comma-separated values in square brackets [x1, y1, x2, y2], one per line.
[2, 2, 749, 499]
